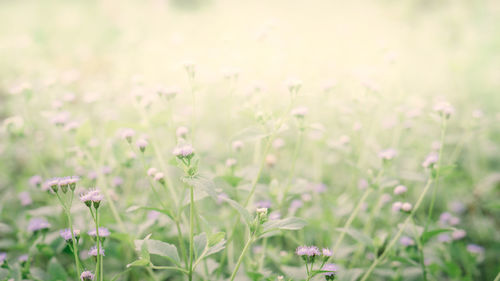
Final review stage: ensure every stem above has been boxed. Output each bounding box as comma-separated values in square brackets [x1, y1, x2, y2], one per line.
[493, 271, 500, 281]
[359, 178, 434, 281]
[188, 186, 195, 281]
[229, 234, 254, 281]
[425, 116, 447, 232]
[331, 188, 373, 256]
[152, 265, 189, 274]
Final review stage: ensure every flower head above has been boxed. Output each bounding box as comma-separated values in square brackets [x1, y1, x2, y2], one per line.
[136, 138, 148, 152]
[88, 227, 110, 237]
[422, 152, 439, 168]
[28, 218, 51, 232]
[80, 270, 95, 281]
[172, 144, 195, 159]
[379, 148, 397, 160]
[232, 140, 244, 151]
[296, 246, 308, 256]
[393, 185, 407, 195]
[321, 263, 337, 280]
[176, 126, 189, 138]
[291, 106, 308, 118]
[88, 246, 105, 257]
[121, 128, 135, 143]
[322, 248, 332, 257]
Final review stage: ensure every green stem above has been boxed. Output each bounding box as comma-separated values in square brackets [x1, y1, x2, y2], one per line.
[151, 265, 189, 274]
[359, 178, 434, 281]
[188, 186, 195, 281]
[229, 234, 254, 281]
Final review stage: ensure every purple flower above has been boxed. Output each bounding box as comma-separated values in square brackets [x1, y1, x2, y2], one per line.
[176, 126, 189, 138]
[321, 263, 337, 280]
[296, 246, 308, 256]
[121, 128, 135, 143]
[112, 176, 123, 187]
[80, 270, 95, 281]
[291, 106, 308, 118]
[232, 140, 244, 151]
[28, 218, 51, 232]
[88, 227, 110, 237]
[422, 152, 439, 168]
[60, 228, 80, 241]
[378, 148, 397, 160]
[393, 185, 407, 195]
[19, 191, 32, 206]
[256, 200, 272, 209]
[306, 246, 320, 257]
[172, 144, 195, 158]
[18, 254, 28, 263]
[136, 139, 148, 152]
[0, 252, 6, 264]
[466, 244, 484, 255]
[400, 236, 415, 246]
[29, 175, 43, 187]
[322, 248, 333, 257]
[452, 229, 466, 240]
[88, 246, 105, 256]
[437, 234, 451, 243]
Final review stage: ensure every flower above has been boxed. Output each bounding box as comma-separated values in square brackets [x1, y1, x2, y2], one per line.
[60, 228, 80, 241]
[176, 126, 189, 138]
[232, 140, 244, 151]
[80, 189, 103, 208]
[401, 202, 412, 212]
[433, 101, 454, 118]
[306, 246, 320, 257]
[80, 270, 95, 281]
[466, 244, 484, 255]
[88, 227, 111, 237]
[437, 233, 451, 243]
[322, 248, 332, 257]
[136, 139, 148, 152]
[256, 200, 272, 209]
[0, 252, 6, 264]
[272, 138, 285, 149]
[392, 201, 403, 212]
[378, 148, 397, 160]
[296, 246, 308, 256]
[29, 175, 42, 187]
[121, 128, 135, 143]
[291, 106, 308, 118]
[88, 246, 105, 256]
[226, 158, 237, 167]
[154, 172, 165, 183]
[28, 218, 51, 232]
[172, 144, 195, 158]
[400, 236, 415, 246]
[393, 185, 407, 195]
[265, 154, 277, 167]
[147, 167, 158, 177]
[19, 191, 32, 206]
[422, 152, 439, 168]
[285, 78, 302, 94]
[321, 263, 337, 280]
[452, 229, 466, 240]
[18, 254, 28, 263]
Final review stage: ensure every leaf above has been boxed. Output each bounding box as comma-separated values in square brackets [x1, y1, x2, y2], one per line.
[135, 239, 180, 265]
[205, 239, 226, 257]
[262, 217, 307, 234]
[126, 205, 174, 220]
[48, 258, 68, 281]
[194, 233, 207, 259]
[335, 228, 373, 247]
[183, 175, 218, 201]
[219, 197, 252, 224]
[126, 259, 151, 268]
[421, 228, 453, 244]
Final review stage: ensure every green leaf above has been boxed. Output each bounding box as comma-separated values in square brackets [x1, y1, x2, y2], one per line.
[421, 228, 452, 244]
[208, 232, 225, 246]
[219, 197, 252, 224]
[48, 257, 68, 281]
[126, 259, 151, 268]
[263, 217, 307, 232]
[205, 239, 226, 257]
[135, 239, 181, 265]
[194, 233, 207, 259]
[183, 175, 218, 201]
[335, 228, 373, 247]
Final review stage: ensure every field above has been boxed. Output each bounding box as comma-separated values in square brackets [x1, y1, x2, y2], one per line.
[0, 0, 499, 280]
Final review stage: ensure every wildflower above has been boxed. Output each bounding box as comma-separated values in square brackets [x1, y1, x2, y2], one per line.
[112, 176, 123, 187]
[136, 138, 148, 152]
[81, 189, 103, 208]
[148, 210, 160, 221]
[154, 172, 165, 184]
[226, 158, 237, 168]
[256, 208, 268, 223]
[437, 233, 451, 243]
[60, 228, 80, 241]
[176, 126, 189, 138]
[392, 201, 403, 212]
[322, 248, 333, 257]
[439, 212, 452, 225]
[147, 167, 158, 177]
[68, 176, 79, 191]
[321, 263, 337, 281]
[101, 166, 112, 175]
[256, 200, 272, 209]
[88, 227, 111, 238]
[401, 202, 412, 212]
[232, 140, 244, 151]
[0, 252, 6, 264]
[88, 246, 105, 257]
[29, 175, 43, 187]
[265, 154, 277, 167]
[296, 246, 308, 256]
[466, 244, 484, 255]
[399, 236, 415, 246]
[433, 101, 454, 118]
[285, 78, 302, 94]
[422, 152, 439, 168]
[18, 254, 28, 263]
[452, 229, 466, 240]
[378, 148, 397, 161]
[19, 191, 32, 206]
[80, 270, 95, 281]
[28, 218, 51, 232]
[172, 144, 195, 159]
[272, 138, 285, 149]
[45, 177, 60, 192]
[291, 106, 308, 118]
[156, 86, 179, 100]
[358, 179, 368, 190]
[306, 246, 320, 258]
[380, 194, 392, 205]
[121, 128, 135, 143]
[393, 185, 407, 195]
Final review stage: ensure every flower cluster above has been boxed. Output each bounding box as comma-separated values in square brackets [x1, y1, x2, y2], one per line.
[80, 189, 104, 209]
[296, 246, 337, 280]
